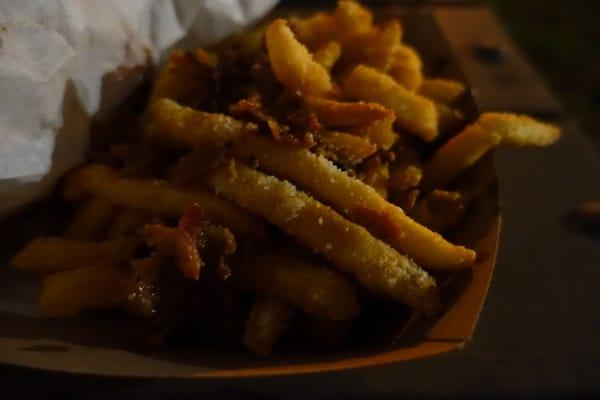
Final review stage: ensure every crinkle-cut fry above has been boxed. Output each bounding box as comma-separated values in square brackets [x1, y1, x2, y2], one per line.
[149, 50, 214, 105]
[411, 190, 466, 232]
[39, 265, 130, 317]
[235, 252, 361, 320]
[339, 21, 402, 71]
[479, 112, 561, 147]
[232, 135, 475, 271]
[145, 98, 245, 148]
[65, 197, 116, 240]
[389, 45, 423, 92]
[312, 41, 341, 71]
[11, 237, 132, 275]
[422, 122, 502, 191]
[334, 0, 374, 36]
[418, 78, 466, 105]
[349, 115, 398, 150]
[63, 164, 265, 238]
[265, 19, 334, 97]
[141, 224, 202, 280]
[319, 131, 377, 165]
[206, 162, 438, 312]
[243, 298, 293, 357]
[289, 13, 336, 49]
[304, 96, 393, 128]
[435, 103, 466, 137]
[343, 65, 438, 141]
[106, 209, 151, 238]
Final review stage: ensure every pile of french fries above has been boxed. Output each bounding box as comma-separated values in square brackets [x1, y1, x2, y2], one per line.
[11, 0, 560, 356]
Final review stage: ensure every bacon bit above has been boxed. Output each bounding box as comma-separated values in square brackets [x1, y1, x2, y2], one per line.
[178, 203, 204, 243]
[141, 224, 203, 281]
[229, 95, 286, 141]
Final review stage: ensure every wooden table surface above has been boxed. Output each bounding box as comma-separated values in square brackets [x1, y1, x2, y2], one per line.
[1, 4, 599, 398]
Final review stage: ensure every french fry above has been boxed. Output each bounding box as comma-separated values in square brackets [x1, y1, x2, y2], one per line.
[334, 0, 373, 36]
[266, 19, 334, 97]
[39, 265, 131, 317]
[339, 20, 402, 71]
[435, 103, 465, 137]
[63, 164, 266, 238]
[391, 188, 420, 213]
[423, 113, 559, 191]
[422, 122, 502, 191]
[145, 98, 245, 148]
[106, 209, 151, 238]
[232, 135, 475, 270]
[479, 112, 561, 147]
[419, 78, 466, 105]
[243, 298, 293, 357]
[11, 237, 133, 275]
[234, 252, 360, 320]
[289, 13, 336, 49]
[313, 40, 341, 71]
[304, 96, 393, 128]
[388, 45, 423, 91]
[206, 161, 438, 312]
[348, 114, 398, 150]
[65, 197, 117, 240]
[318, 130, 377, 165]
[343, 65, 438, 141]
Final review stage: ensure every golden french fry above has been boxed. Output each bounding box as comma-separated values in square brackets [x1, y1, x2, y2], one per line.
[479, 113, 561, 147]
[419, 78, 466, 105]
[391, 188, 420, 213]
[63, 164, 266, 238]
[348, 114, 398, 150]
[343, 65, 438, 141]
[289, 13, 336, 49]
[145, 98, 245, 148]
[422, 122, 502, 191]
[334, 0, 373, 36]
[106, 209, 151, 238]
[312, 40, 341, 71]
[435, 103, 465, 137]
[266, 19, 334, 96]
[39, 265, 129, 317]
[319, 130, 377, 165]
[11, 237, 133, 275]
[389, 45, 423, 91]
[206, 161, 438, 312]
[339, 21, 402, 71]
[65, 197, 116, 240]
[232, 135, 475, 271]
[304, 96, 393, 128]
[243, 298, 293, 357]
[235, 252, 361, 320]
[424, 113, 560, 190]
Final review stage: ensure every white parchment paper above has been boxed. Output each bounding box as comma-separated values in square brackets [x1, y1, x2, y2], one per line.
[0, 0, 278, 219]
